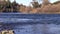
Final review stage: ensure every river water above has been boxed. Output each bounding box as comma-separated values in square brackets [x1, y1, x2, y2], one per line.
[1, 24, 60, 34]
[12, 24, 60, 34]
[0, 13, 60, 34]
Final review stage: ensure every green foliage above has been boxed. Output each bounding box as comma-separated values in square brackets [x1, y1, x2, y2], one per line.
[0, 0, 20, 12]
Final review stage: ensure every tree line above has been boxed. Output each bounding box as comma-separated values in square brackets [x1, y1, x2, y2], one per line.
[0, 0, 60, 14]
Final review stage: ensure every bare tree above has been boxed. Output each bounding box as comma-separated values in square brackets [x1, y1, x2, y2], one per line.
[31, 0, 40, 8]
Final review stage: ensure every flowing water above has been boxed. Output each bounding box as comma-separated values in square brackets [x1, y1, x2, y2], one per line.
[0, 13, 60, 34]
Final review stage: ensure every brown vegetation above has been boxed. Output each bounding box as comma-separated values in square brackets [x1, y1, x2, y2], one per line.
[19, 0, 60, 14]
[0, 0, 60, 14]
